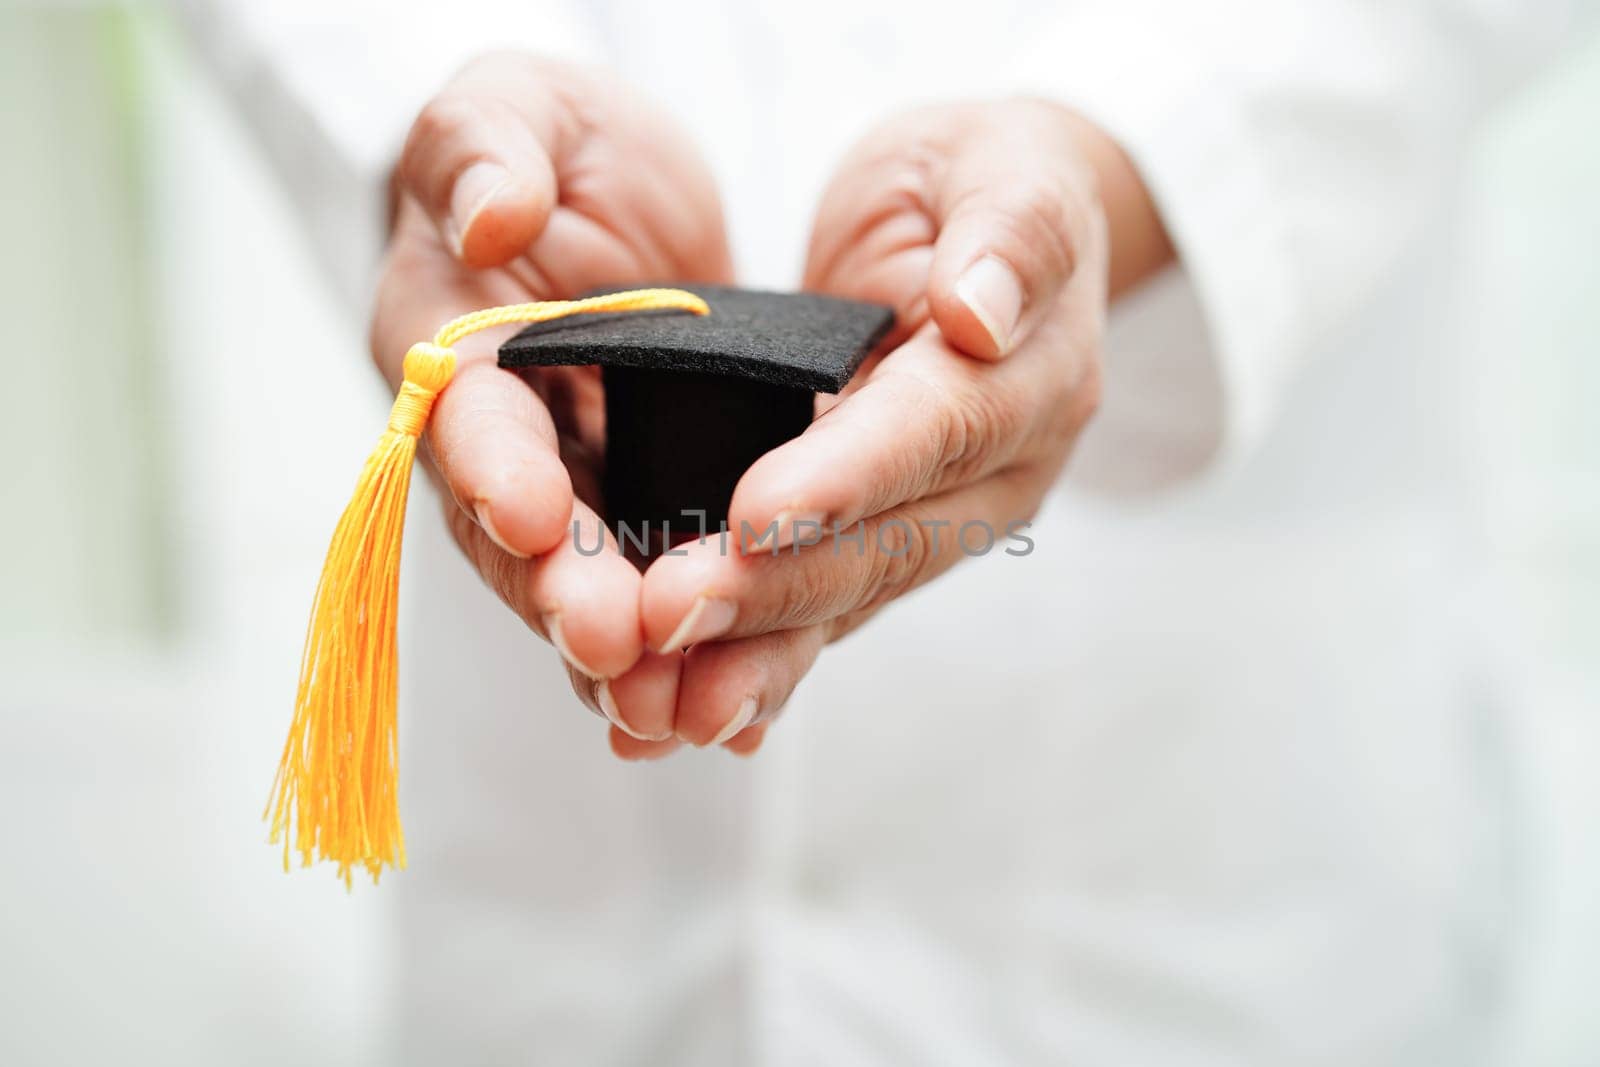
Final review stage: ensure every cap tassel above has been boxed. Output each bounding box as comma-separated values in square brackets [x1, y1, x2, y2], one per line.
[267, 288, 710, 887]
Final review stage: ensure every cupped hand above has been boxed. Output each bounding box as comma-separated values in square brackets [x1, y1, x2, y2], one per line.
[371, 53, 732, 699]
[597, 100, 1164, 758]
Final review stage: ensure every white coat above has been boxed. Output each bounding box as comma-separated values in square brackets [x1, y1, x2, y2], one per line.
[184, 1, 1584, 1062]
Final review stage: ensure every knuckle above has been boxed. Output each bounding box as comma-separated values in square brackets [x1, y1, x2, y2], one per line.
[863, 511, 935, 611]
[406, 96, 477, 159]
[834, 106, 974, 213]
[399, 97, 478, 200]
[401, 93, 530, 201]
[1001, 178, 1079, 280]
[772, 562, 836, 629]
[858, 107, 964, 172]
[924, 369, 1027, 485]
[865, 373, 952, 503]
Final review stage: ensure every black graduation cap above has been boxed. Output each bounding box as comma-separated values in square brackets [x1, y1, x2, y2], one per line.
[499, 285, 893, 552]
[279, 285, 899, 883]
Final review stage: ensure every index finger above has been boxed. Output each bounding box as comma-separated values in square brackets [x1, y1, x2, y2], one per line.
[725, 325, 1050, 552]
[372, 204, 573, 558]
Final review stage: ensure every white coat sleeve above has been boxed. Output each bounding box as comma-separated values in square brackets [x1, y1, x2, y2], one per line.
[176, 0, 601, 306]
[1016, 0, 1585, 492]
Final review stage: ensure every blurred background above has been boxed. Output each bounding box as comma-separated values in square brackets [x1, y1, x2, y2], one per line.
[1, 3, 1595, 1064]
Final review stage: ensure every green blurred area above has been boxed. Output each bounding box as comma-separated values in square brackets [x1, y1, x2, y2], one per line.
[0, 4, 176, 643]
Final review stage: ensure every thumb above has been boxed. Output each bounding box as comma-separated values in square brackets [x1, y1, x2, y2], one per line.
[926, 116, 1091, 360]
[396, 59, 562, 269]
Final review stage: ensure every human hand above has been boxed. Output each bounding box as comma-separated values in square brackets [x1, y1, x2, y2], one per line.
[371, 54, 733, 698]
[592, 100, 1168, 758]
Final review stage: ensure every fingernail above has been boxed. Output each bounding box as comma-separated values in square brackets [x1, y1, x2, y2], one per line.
[708, 696, 759, 747]
[657, 595, 736, 654]
[741, 524, 773, 554]
[545, 612, 603, 680]
[597, 680, 668, 742]
[769, 510, 827, 552]
[954, 255, 1023, 355]
[449, 160, 510, 256]
[475, 499, 529, 559]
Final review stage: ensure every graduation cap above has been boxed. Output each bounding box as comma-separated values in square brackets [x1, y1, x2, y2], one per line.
[500, 285, 892, 550]
[270, 286, 891, 885]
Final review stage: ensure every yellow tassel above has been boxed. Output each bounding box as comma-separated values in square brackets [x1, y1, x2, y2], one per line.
[268, 288, 710, 887]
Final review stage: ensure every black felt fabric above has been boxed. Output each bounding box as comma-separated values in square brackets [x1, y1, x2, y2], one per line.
[601, 366, 815, 551]
[496, 286, 894, 557]
[497, 285, 893, 393]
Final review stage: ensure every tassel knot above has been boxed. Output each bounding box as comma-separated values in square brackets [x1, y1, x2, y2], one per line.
[387, 343, 455, 436]
[402, 341, 457, 392]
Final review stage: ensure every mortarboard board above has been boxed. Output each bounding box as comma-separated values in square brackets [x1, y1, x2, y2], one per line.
[500, 286, 892, 551]
[270, 286, 891, 885]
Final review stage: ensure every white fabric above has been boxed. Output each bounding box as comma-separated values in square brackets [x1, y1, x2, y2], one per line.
[182, 1, 1583, 1063]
